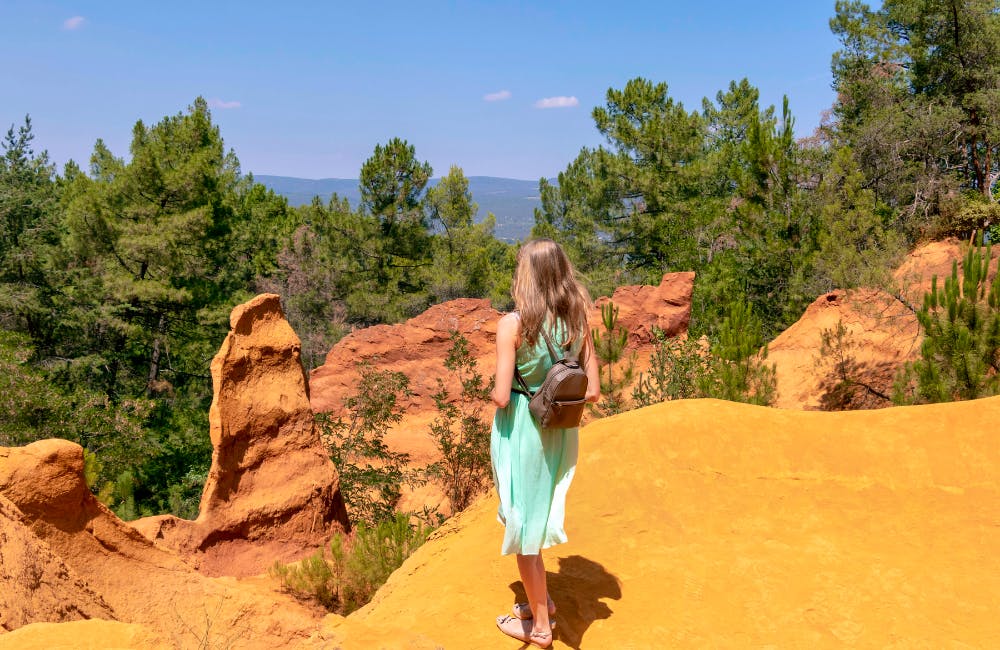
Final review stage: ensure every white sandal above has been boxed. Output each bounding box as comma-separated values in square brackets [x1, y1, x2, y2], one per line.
[496, 615, 554, 649]
[512, 598, 557, 622]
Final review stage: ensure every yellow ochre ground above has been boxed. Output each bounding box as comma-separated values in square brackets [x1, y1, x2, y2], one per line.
[2, 396, 996, 649]
[325, 397, 999, 648]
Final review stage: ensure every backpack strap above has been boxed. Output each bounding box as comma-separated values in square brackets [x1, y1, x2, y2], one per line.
[509, 310, 532, 397]
[510, 320, 579, 398]
[539, 326, 579, 363]
[513, 366, 533, 397]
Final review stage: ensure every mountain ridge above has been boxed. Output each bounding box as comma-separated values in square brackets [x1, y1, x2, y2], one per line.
[256, 174, 552, 242]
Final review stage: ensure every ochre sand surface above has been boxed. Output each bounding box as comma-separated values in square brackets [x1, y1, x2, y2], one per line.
[0, 620, 168, 649]
[2, 396, 997, 648]
[325, 397, 999, 648]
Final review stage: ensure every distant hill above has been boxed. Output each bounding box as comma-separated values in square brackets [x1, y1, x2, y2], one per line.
[255, 175, 551, 242]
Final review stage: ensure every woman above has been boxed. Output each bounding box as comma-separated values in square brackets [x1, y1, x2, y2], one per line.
[490, 239, 600, 648]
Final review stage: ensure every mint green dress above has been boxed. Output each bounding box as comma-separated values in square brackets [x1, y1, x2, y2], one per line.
[491, 326, 580, 556]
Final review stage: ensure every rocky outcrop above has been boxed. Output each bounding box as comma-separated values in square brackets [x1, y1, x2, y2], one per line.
[310, 297, 501, 418]
[591, 271, 695, 345]
[132, 294, 350, 577]
[770, 239, 1000, 410]
[769, 289, 920, 410]
[0, 439, 334, 648]
[0, 492, 114, 632]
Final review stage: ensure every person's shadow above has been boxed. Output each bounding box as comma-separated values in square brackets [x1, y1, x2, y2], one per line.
[508, 555, 621, 649]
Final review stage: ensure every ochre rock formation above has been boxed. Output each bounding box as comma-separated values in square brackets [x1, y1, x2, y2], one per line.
[2, 345, 998, 647]
[591, 271, 695, 345]
[132, 294, 350, 577]
[0, 439, 331, 649]
[308, 274, 695, 511]
[322, 397, 1000, 648]
[770, 239, 1000, 411]
[310, 297, 500, 422]
[0, 492, 114, 631]
[768, 289, 920, 410]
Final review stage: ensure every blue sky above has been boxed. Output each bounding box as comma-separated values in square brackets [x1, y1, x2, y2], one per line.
[2, 1, 844, 181]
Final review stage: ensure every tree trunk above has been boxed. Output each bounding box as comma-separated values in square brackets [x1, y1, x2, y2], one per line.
[146, 313, 166, 395]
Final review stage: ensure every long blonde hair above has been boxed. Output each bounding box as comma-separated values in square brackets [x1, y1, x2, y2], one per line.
[512, 239, 591, 351]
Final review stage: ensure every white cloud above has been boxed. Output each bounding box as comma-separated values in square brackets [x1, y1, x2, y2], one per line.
[63, 16, 85, 30]
[534, 96, 579, 109]
[483, 90, 512, 102]
[208, 99, 242, 110]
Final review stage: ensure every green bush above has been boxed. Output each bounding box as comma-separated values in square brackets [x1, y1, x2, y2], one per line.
[632, 300, 776, 408]
[631, 329, 706, 407]
[318, 363, 415, 526]
[426, 331, 493, 514]
[271, 513, 431, 614]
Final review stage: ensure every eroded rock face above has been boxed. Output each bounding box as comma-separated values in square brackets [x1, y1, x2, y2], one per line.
[0, 439, 336, 647]
[769, 289, 920, 410]
[0, 439, 93, 528]
[309, 297, 501, 417]
[133, 294, 350, 577]
[591, 271, 695, 345]
[0, 491, 115, 632]
[769, 239, 1000, 411]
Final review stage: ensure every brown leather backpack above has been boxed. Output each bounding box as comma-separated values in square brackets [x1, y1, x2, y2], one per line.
[513, 328, 589, 429]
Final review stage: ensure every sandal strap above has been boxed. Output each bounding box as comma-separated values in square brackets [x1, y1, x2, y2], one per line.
[513, 601, 557, 618]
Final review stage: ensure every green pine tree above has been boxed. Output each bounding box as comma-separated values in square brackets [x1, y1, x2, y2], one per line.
[895, 236, 1000, 403]
[698, 300, 776, 406]
[591, 301, 635, 416]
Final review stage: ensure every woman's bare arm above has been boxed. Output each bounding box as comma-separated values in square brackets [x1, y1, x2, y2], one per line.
[491, 313, 520, 408]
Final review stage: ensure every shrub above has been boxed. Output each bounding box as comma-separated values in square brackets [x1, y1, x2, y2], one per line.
[271, 513, 431, 614]
[633, 300, 776, 409]
[426, 331, 493, 514]
[631, 329, 706, 407]
[338, 514, 431, 611]
[318, 362, 415, 526]
[270, 547, 339, 611]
